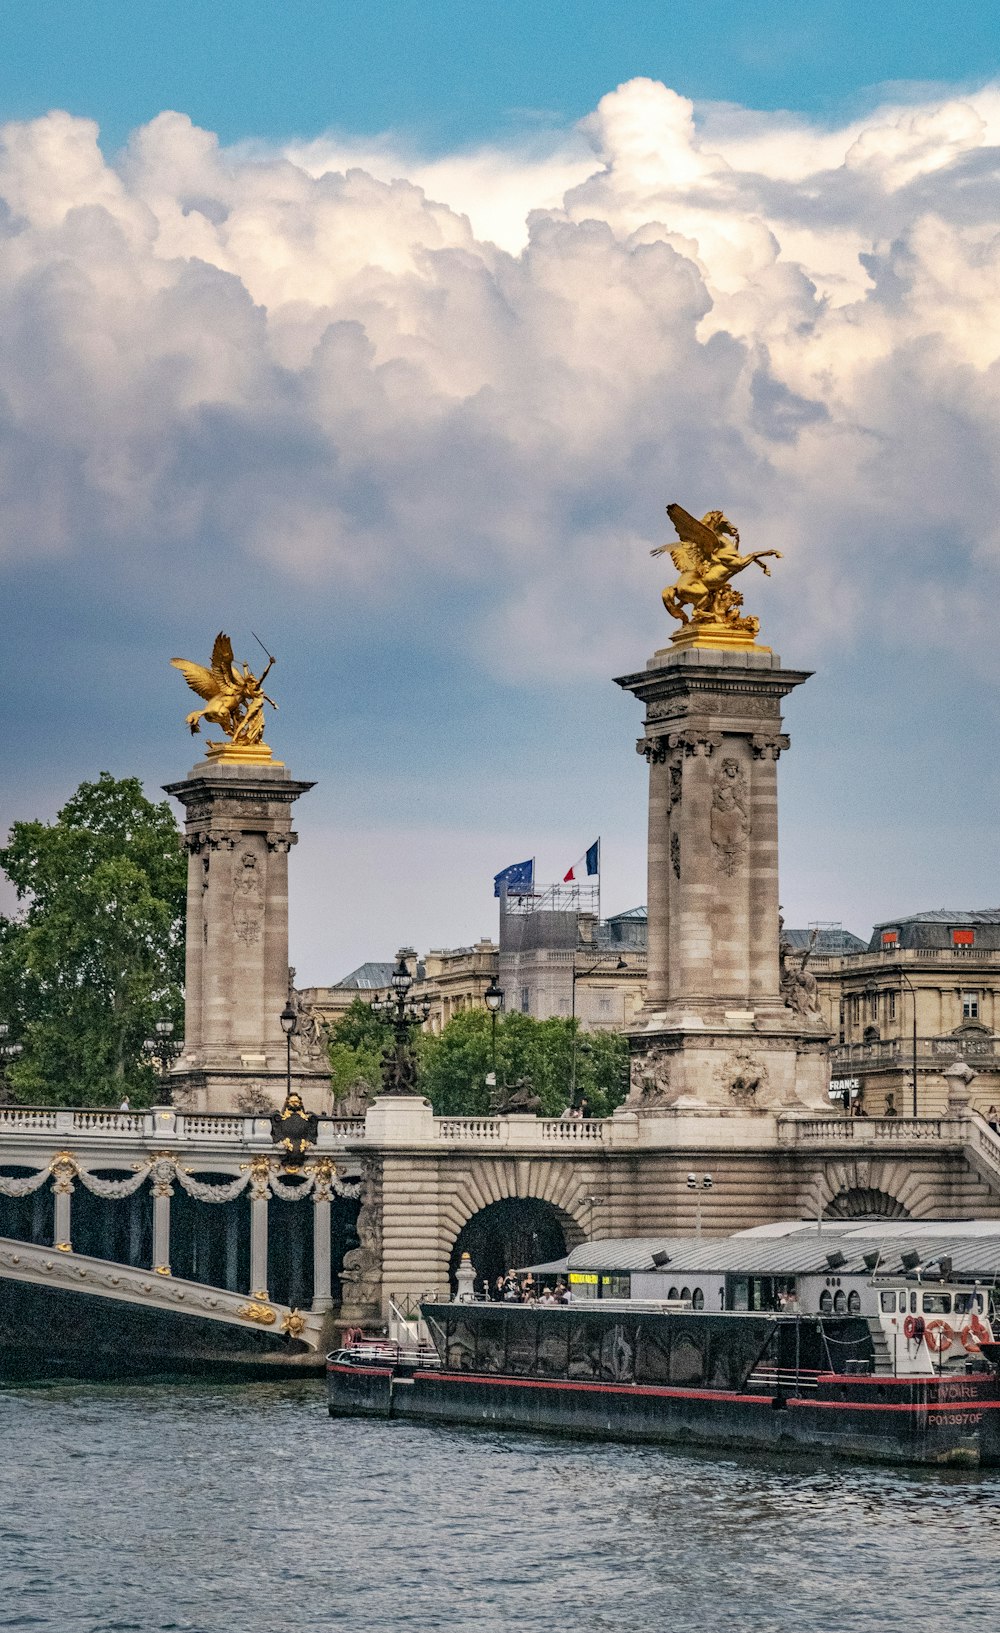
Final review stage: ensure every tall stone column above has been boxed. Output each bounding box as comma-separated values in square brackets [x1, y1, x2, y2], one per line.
[151, 1169, 173, 1276]
[248, 1157, 270, 1299]
[616, 646, 829, 1112]
[311, 1159, 335, 1314]
[50, 1153, 76, 1252]
[164, 758, 324, 1112]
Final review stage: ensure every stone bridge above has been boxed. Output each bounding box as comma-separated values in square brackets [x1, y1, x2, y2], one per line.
[6, 1097, 999, 1342]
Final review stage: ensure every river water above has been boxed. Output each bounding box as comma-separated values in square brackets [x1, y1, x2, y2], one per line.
[2, 1381, 999, 1632]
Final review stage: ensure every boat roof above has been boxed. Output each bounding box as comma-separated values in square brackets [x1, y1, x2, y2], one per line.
[566, 1220, 1000, 1279]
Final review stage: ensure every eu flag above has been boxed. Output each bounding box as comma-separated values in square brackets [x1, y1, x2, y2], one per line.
[494, 858, 534, 897]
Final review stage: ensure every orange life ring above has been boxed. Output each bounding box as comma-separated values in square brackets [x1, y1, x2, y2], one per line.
[903, 1314, 919, 1340]
[923, 1319, 954, 1353]
[960, 1314, 991, 1353]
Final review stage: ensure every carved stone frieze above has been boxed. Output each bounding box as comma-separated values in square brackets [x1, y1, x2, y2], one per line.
[715, 1048, 769, 1105]
[625, 1044, 675, 1110]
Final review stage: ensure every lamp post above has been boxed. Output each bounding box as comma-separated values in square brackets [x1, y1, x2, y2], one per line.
[900, 970, 918, 1118]
[279, 999, 297, 1102]
[569, 955, 627, 1106]
[687, 1171, 714, 1243]
[484, 974, 504, 1097]
[372, 953, 432, 1096]
[0, 1022, 23, 1101]
[141, 1017, 182, 1101]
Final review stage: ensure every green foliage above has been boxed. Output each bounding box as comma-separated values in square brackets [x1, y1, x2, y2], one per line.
[416, 1008, 630, 1118]
[0, 773, 186, 1106]
[327, 997, 392, 1104]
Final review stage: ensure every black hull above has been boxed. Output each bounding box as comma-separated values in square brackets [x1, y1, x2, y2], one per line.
[327, 1362, 1000, 1466]
[0, 1279, 324, 1383]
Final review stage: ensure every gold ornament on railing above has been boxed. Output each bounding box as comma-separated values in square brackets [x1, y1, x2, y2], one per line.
[652, 505, 781, 651]
[171, 631, 279, 764]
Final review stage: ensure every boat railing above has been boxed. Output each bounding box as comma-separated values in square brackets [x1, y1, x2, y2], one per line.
[329, 1340, 440, 1368]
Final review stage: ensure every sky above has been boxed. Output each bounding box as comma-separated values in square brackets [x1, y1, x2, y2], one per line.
[2, 3, 1000, 984]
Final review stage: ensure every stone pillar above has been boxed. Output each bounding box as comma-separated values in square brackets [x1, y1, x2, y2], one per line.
[150, 1157, 175, 1275]
[248, 1156, 271, 1299]
[164, 758, 325, 1112]
[50, 1154, 76, 1252]
[311, 1159, 335, 1314]
[616, 645, 829, 1112]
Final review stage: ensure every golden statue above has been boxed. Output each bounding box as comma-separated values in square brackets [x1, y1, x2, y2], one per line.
[652, 504, 781, 650]
[171, 632, 279, 764]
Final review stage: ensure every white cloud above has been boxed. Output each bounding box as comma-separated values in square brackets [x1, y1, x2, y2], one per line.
[1, 75, 999, 692]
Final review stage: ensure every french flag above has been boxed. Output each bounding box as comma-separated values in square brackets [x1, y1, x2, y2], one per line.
[564, 838, 600, 882]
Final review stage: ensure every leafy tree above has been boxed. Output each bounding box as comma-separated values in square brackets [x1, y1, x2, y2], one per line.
[0, 773, 186, 1106]
[414, 1008, 630, 1118]
[327, 997, 392, 1105]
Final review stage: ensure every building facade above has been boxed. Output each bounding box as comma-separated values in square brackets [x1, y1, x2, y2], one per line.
[809, 911, 1000, 1117]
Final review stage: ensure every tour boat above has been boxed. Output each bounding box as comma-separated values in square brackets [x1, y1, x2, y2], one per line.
[327, 1277, 1000, 1466]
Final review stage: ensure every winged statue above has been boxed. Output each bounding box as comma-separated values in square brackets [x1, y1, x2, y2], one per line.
[171, 632, 277, 747]
[651, 505, 781, 641]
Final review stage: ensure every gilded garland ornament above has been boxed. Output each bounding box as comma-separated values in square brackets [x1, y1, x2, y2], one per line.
[171, 631, 279, 765]
[651, 504, 781, 651]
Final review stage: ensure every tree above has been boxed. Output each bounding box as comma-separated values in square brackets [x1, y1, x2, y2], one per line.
[0, 773, 186, 1106]
[415, 1009, 630, 1118]
[327, 997, 392, 1106]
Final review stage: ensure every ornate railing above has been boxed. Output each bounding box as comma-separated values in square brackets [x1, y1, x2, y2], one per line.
[0, 1105, 366, 1146]
[779, 1116, 959, 1144]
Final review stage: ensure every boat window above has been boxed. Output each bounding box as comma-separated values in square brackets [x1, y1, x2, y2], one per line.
[847, 1291, 861, 1314]
[680, 1287, 691, 1302]
[635, 1322, 671, 1384]
[445, 1316, 477, 1372]
[536, 1317, 569, 1378]
[880, 1293, 896, 1313]
[670, 1329, 705, 1386]
[600, 1274, 630, 1299]
[955, 1293, 984, 1315]
[922, 1293, 951, 1315]
[567, 1319, 604, 1381]
[898, 1293, 908, 1312]
[819, 1290, 833, 1313]
[910, 1292, 918, 1313]
[668, 1287, 679, 1300]
[472, 1313, 506, 1374]
[692, 1288, 705, 1310]
[506, 1313, 539, 1376]
[833, 1289, 847, 1313]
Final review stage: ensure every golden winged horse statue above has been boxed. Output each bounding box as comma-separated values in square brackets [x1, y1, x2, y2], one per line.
[651, 505, 781, 647]
[171, 632, 278, 759]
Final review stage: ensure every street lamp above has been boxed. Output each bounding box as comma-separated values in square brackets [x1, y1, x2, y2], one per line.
[570, 955, 627, 1106]
[0, 1022, 23, 1100]
[899, 970, 918, 1118]
[687, 1171, 714, 1242]
[142, 1017, 182, 1101]
[279, 999, 297, 1103]
[484, 975, 504, 1096]
[373, 953, 432, 1096]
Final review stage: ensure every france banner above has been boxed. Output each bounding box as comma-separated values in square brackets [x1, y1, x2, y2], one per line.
[494, 857, 534, 897]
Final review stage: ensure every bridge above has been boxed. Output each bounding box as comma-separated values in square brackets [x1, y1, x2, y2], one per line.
[3, 1091, 1000, 1351]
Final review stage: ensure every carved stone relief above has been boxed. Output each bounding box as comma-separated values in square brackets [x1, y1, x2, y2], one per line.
[710, 757, 751, 876]
[626, 1045, 675, 1110]
[233, 848, 265, 945]
[715, 1048, 769, 1105]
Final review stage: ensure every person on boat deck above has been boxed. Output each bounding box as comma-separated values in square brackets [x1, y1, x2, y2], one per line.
[556, 1281, 571, 1304]
[493, 1274, 506, 1302]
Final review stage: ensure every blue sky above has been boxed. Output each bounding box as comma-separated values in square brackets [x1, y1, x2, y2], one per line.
[2, 5, 999, 982]
[3, 0, 998, 149]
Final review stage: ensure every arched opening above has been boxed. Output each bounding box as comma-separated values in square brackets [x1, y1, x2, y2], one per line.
[824, 1187, 910, 1220]
[449, 1197, 580, 1293]
[0, 1167, 53, 1245]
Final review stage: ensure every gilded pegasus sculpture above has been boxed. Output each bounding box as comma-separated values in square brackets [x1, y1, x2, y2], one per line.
[652, 504, 781, 648]
[171, 632, 277, 758]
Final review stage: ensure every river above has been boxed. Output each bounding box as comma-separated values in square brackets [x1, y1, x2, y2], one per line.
[2, 1381, 999, 1631]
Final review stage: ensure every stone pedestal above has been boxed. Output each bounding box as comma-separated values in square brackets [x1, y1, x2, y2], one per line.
[615, 645, 829, 1112]
[164, 758, 328, 1113]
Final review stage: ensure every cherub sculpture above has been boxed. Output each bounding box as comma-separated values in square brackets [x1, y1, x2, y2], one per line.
[171, 632, 277, 747]
[651, 505, 781, 640]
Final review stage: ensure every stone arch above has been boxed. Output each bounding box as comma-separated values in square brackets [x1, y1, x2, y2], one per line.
[802, 1158, 924, 1223]
[450, 1197, 581, 1291]
[824, 1187, 910, 1220]
[439, 1156, 592, 1290]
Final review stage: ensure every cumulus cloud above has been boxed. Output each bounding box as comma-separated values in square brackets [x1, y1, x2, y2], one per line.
[1, 77, 999, 688]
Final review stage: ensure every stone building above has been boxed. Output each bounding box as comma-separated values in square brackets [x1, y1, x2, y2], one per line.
[499, 894, 647, 1029]
[809, 910, 1000, 1118]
